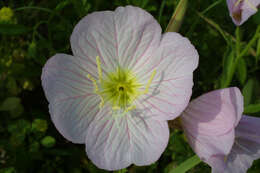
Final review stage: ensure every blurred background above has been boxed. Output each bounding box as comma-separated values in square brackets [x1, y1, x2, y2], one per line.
[0, 0, 260, 172]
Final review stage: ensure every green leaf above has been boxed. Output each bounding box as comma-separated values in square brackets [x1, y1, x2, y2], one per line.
[0, 97, 21, 111]
[0, 97, 24, 117]
[32, 119, 48, 133]
[242, 79, 255, 106]
[244, 103, 260, 114]
[8, 119, 31, 146]
[168, 155, 201, 173]
[114, 169, 127, 173]
[166, 0, 188, 32]
[71, 0, 90, 18]
[236, 58, 247, 85]
[256, 37, 260, 63]
[0, 167, 16, 173]
[27, 41, 37, 58]
[9, 104, 24, 118]
[0, 24, 30, 35]
[55, 0, 71, 11]
[41, 136, 56, 148]
[7, 119, 31, 135]
[252, 10, 260, 24]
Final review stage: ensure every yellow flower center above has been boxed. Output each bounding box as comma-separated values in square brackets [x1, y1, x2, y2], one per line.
[88, 56, 156, 115]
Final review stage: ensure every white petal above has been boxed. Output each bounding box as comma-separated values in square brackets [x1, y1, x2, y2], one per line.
[70, 6, 161, 72]
[41, 54, 100, 143]
[135, 32, 199, 120]
[85, 106, 169, 170]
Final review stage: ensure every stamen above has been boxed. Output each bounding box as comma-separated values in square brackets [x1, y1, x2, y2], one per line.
[87, 74, 99, 93]
[96, 56, 103, 82]
[125, 105, 136, 112]
[99, 97, 104, 109]
[143, 70, 157, 95]
[87, 73, 104, 109]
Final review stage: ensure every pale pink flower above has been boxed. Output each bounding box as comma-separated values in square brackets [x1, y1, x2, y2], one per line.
[41, 6, 198, 170]
[180, 87, 260, 173]
[227, 0, 260, 25]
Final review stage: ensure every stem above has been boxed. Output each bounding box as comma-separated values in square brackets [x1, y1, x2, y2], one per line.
[201, 0, 223, 14]
[235, 27, 240, 58]
[14, 6, 53, 13]
[235, 25, 260, 65]
[196, 12, 229, 43]
[186, 0, 223, 37]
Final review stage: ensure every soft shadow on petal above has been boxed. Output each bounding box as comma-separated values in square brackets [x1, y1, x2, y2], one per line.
[70, 6, 161, 72]
[180, 87, 243, 162]
[136, 32, 199, 121]
[85, 105, 169, 171]
[41, 54, 100, 143]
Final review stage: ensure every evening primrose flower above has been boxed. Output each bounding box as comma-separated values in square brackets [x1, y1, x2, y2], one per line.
[0, 7, 13, 22]
[180, 87, 260, 173]
[227, 0, 260, 25]
[41, 6, 198, 170]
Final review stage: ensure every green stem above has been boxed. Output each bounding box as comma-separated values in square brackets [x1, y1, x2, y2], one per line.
[186, 0, 223, 37]
[168, 155, 201, 173]
[236, 26, 260, 63]
[14, 6, 53, 13]
[196, 12, 229, 43]
[235, 27, 240, 58]
[32, 21, 48, 40]
[201, 0, 223, 14]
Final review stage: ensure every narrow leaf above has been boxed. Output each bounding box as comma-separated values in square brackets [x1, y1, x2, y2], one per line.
[236, 58, 247, 85]
[0, 24, 30, 35]
[242, 79, 254, 106]
[166, 0, 188, 32]
[168, 155, 201, 173]
[55, 0, 71, 11]
[256, 37, 260, 63]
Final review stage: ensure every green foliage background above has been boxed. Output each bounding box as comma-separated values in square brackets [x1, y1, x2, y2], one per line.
[0, 0, 260, 172]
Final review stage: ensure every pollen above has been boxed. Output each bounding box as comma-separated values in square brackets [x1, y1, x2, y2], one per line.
[88, 56, 156, 114]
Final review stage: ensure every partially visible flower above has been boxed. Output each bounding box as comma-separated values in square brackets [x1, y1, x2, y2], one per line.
[211, 115, 260, 173]
[0, 7, 13, 22]
[227, 0, 260, 25]
[41, 6, 199, 170]
[180, 87, 260, 173]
